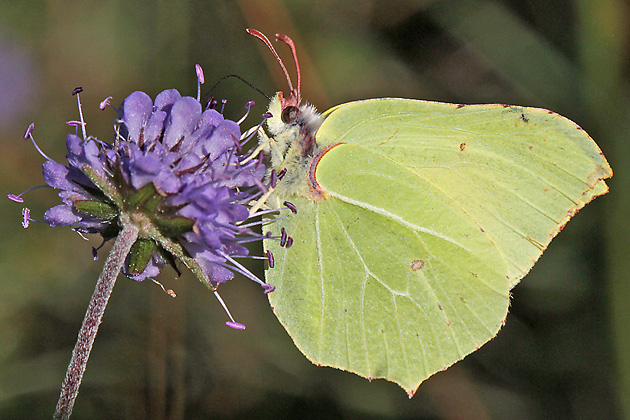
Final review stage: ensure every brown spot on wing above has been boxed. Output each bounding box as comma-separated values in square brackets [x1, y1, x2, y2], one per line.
[411, 260, 425, 271]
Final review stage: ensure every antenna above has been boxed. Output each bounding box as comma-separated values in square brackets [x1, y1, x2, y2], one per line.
[275, 33, 301, 101]
[247, 28, 301, 102]
[206, 74, 271, 101]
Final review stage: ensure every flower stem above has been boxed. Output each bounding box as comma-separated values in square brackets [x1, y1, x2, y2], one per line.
[53, 222, 139, 420]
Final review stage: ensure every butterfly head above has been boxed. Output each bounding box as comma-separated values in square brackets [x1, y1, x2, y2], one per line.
[248, 29, 324, 198]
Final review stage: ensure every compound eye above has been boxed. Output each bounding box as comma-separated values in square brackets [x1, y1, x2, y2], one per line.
[281, 106, 300, 123]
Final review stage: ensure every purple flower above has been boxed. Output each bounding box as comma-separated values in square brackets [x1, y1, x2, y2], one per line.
[10, 74, 293, 327]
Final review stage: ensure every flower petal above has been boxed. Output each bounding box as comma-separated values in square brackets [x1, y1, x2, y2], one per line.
[162, 97, 202, 150]
[154, 89, 181, 111]
[44, 204, 81, 226]
[122, 91, 154, 143]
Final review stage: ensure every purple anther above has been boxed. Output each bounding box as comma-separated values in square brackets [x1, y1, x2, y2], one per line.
[262, 112, 273, 119]
[72, 87, 83, 96]
[91, 247, 99, 261]
[21, 207, 30, 228]
[283, 201, 297, 214]
[99, 96, 112, 110]
[23, 123, 34, 140]
[285, 236, 293, 248]
[66, 120, 82, 127]
[246, 100, 255, 109]
[195, 64, 205, 84]
[270, 170, 277, 188]
[280, 227, 287, 247]
[7, 194, 24, 203]
[265, 231, 273, 238]
[226, 321, 246, 330]
[266, 250, 274, 268]
[277, 168, 287, 180]
[262, 283, 275, 294]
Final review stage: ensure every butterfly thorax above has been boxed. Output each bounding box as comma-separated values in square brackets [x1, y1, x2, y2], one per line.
[261, 93, 324, 201]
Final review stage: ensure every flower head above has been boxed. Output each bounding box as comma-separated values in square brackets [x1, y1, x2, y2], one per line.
[10, 68, 296, 328]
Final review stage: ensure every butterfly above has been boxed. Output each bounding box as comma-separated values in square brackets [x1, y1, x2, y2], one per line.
[248, 29, 612, 396]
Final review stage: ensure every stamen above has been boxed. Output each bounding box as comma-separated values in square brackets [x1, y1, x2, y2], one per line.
[206, 98, 218, 110]
[270, 170, 277, 188]
[277, 168, 287, 179]
[254, 178, 267, 194]
[226, 321, 247, 330]
[283, 201, 297, 214]
[196, 64, 205, 84]
[99, 96, 113, 110]
[7, 194, 23, 203]
[23, 123, 34, 140]
[244, 254, 273, 259]
[266, 250, 274, 268]
[262, 283, 275, 294]
[23, 124, 54, 161]
[151, 278, 177, 298]
[232, 186, 263, 204]
[213, 290, 246, 330]
[238, 126, 263, 150]
[248, 187, 274, 216]
[7, 185, 50, 203]
[196, 64, 205, 102]
[234, 232, 277, 244]
[238, 213, 288, 228]
[74, 230, 90, 241]
[236, 100, 255, 125]
[220, 99, 227, 114]
[238, 141, 266, 165]
[218, 250, 267, 288]
[72, 87, 88, 140]
[268, 228, 295, 249]
[91, 237, 109, 261]
[22, 207, 30, 228]
[231, 134, 243, 153]
[240, 124, 261, 142]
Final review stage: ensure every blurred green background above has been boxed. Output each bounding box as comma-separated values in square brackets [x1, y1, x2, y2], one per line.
[0, 0, 627, 419]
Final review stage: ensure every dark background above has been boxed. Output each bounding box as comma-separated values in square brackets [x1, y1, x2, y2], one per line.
[0, 1, 627, 419]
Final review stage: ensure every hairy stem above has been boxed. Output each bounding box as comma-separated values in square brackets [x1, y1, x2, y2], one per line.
[53, 223, 139, 420]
